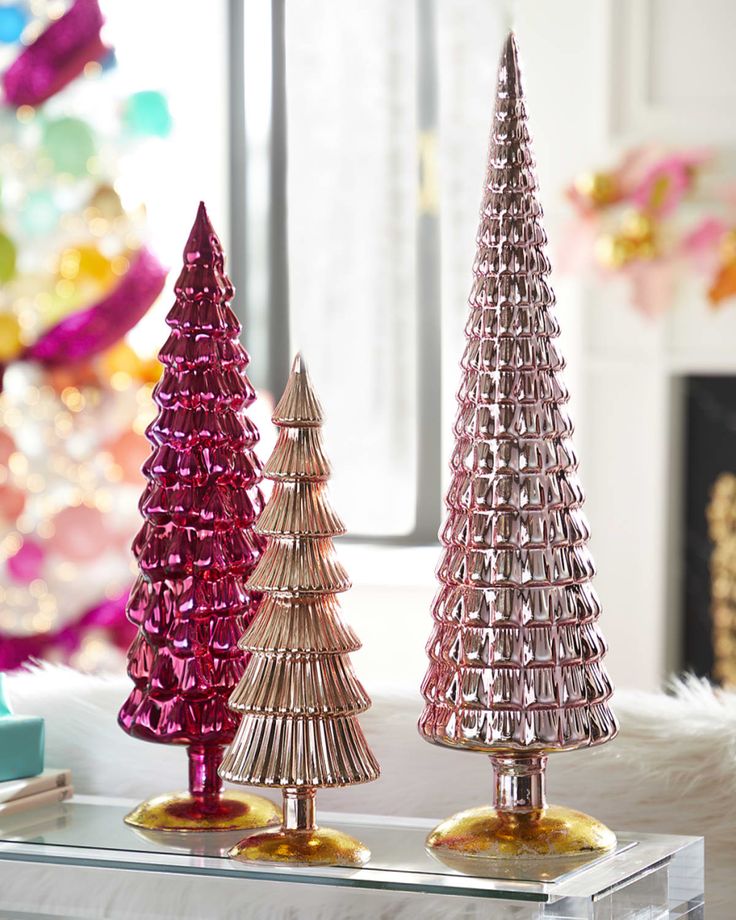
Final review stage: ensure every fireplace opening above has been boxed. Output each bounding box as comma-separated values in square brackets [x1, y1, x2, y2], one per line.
[683, 375, 736, 684]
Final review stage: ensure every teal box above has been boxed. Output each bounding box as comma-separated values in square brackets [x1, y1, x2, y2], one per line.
[0, 673, 44, 781]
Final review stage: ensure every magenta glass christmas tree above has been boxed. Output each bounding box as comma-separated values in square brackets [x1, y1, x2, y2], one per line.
[118, 202, 279, 832]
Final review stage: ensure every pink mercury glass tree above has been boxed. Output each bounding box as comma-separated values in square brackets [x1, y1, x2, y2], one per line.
[118, 202, 280, 832]
[418, 34, 618, 866]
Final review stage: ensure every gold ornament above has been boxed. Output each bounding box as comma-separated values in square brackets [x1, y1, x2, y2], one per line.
[57, 245, 116, 287]
[0, 314, 23, 361]
[708, 473, 736, 686]
[98, 341, 161, 386]
[595, 212, 658, 269]
[88, 184, 124, 221]
[220, 353, 380, 867]
[573, 171, 619, 209]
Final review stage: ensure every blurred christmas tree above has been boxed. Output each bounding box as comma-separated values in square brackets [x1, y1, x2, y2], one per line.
[0, 0, 171, 670]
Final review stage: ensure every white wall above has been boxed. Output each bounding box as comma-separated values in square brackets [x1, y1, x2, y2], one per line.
[574, 0, 736, 689]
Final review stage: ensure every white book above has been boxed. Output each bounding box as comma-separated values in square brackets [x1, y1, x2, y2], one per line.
[0, 785, 73, 817]
[0, 769, 72, 804]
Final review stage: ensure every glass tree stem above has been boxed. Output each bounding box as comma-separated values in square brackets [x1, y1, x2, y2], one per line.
[491, 754, 547, 813]
[188, 744, 223, 812]
[283, 786, 317, 831]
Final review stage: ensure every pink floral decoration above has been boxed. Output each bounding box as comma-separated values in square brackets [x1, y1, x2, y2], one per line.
[630, 151, 708, 217]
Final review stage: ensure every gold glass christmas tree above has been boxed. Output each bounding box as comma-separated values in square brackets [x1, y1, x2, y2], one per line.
[418, 33, 619, 865]
[220, 354, 380, 866]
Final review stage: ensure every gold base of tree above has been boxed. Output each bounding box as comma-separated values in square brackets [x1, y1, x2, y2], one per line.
[123, 790, 280, 834]
[424, 756, 615, 870]
[227, 787, 370, 867]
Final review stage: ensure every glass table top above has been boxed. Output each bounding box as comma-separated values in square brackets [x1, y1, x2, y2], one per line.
[0, 796, 702, 904]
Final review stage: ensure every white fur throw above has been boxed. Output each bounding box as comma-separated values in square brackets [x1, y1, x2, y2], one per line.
[3, 665, 728, 917]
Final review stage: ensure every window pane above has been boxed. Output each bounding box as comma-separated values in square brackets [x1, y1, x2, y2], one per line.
[285, 1, 418, 536]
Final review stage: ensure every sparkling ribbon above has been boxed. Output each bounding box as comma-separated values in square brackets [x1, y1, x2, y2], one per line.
[0, 589, 134, 671]
[3, 0, 109, 108]
[23, 246, 166, 366]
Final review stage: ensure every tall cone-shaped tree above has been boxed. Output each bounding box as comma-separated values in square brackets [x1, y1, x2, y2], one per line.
[118, 202, 279, 832]
[220, 353, 379, 867]
[419, 34, 619, 864]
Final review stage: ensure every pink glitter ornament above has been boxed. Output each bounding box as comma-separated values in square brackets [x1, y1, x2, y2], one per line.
[48, 505, 110, 562]
[118, 203, 279, 833]
[6, 539, 44, 584]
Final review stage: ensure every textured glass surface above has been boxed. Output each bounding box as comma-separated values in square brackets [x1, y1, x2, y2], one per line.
[119, 204, 265, 752]
[420, 35, 617, 757]
[0, 798, 704, 913]
[113, 204, 273, 827]
[221, 355, 380, 800]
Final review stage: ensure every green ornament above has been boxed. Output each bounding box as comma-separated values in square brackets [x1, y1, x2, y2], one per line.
[123, 91, 172, 138]
[0, 231, 16, 283]
[42, 117, 96, 177]
[21, 190, 58, 236]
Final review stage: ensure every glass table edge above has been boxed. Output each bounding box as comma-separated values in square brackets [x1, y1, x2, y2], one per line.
[0, 796, 704, 905]
[0, 844, 551, 903]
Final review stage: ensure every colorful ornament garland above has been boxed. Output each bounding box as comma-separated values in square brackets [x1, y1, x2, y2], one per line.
[0, 0, 172, 670]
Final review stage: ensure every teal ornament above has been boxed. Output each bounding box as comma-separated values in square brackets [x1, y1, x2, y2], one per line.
[0, 673, 44, 781]
[0, 5, 28, 44]
[123, 90, 172, 138]
[0, 231, 16, 283]
[42, 117, 96, 177]
[21, 190, 59, 237]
